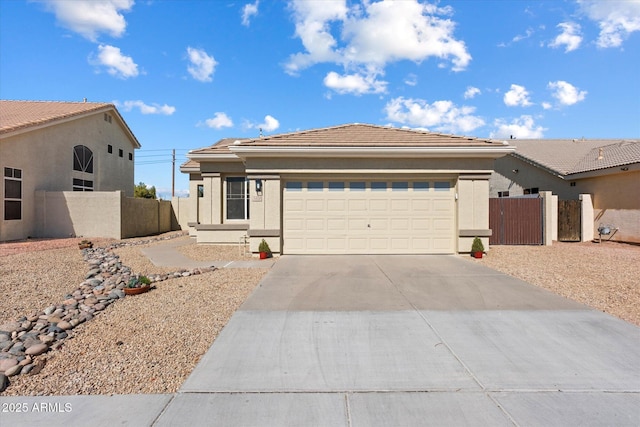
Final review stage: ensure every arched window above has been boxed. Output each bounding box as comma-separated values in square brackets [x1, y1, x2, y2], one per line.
[73, 145, 93, 173]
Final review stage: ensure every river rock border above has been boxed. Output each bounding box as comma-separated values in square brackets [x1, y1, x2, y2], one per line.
[0, 233, 215, 393]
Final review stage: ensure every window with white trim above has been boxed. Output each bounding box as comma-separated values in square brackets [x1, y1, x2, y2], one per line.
[4, 167, 22, 220]
[226, 177, 249, 220]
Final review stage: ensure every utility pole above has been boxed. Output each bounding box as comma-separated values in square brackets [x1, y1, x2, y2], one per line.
[171, 149, 175, 198]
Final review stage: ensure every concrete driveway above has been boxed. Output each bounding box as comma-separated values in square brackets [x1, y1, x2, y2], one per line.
[161, 255, 640, 426]
[3, 255, 638, 426]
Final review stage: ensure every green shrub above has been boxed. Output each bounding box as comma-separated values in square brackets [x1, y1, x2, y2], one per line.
[471, 237, 485, 253]
[258, 239, 271, 253]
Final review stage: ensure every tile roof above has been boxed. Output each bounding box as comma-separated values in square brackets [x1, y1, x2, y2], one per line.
[241, 123, 505, 147]
[511, 139, 640, 176]
[0, 100, 113, 135]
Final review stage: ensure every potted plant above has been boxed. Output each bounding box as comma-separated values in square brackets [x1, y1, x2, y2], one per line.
[124, 275, 152, 295]
[258, 239, 271, 259]
[471, 237, 485, 259]
[78, 239, 93, 249]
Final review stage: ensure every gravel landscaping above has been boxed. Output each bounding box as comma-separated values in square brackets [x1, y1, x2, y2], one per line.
[474, 241, 640, 326]
[0, 234, 268, 395]
[1, 235, 637, 396]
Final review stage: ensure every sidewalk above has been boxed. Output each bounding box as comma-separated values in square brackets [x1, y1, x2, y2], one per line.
[140, 237, 277, 269]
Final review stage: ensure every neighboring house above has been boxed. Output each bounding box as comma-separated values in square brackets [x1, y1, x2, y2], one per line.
[491, 139, 640, 243]
[0, 100, 141, 241]
[181, 124, 513, 255]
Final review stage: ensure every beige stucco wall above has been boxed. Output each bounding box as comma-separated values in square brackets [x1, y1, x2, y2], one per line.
[0, 112, 137, 241]
[171, 196, 190, 230]
[32, 191, 177, 240]
[248, 175, 282, 253]
[457, 176, 491, 252]
[34, 191, 122, 239]
[578, 171, 640, 209]
[594, 209, 640, 243]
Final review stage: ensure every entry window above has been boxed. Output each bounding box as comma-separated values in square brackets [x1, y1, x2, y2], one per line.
[307, 182, 323, 191]
[371, 182, 387, 191]
[414, 182, 429, 191]
[4, 167, 22, 220]
[328, 181, 345, 191]
[73, 145, 93, 173]
[434, 182, 450, 191]
[350, 182, 365, 191]
[73, 178, 94, 192]
[197, 184, 204, 198]
[226, 177, 249, 220]
[392, 182, 408, 191]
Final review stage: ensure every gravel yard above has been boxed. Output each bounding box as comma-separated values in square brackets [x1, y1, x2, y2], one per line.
[475, 241, 640, 326]
[1, 236, 638, 396]
[0, 234, 268, 396]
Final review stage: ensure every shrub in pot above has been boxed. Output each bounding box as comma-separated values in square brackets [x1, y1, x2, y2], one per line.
[471, 237, 485, 259]
[258, 239, 271, 259]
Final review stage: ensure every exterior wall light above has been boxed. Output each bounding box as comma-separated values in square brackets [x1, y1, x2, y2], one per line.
[256, 179, 263, 193]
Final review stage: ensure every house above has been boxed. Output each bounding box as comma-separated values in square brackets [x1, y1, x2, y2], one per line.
[181, 124, 514, 255]
[491, 139, 640, 243]
[0, 100, 141, 241]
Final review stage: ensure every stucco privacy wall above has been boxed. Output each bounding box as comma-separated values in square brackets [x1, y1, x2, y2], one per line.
[35, 191, 122, 238]
[171, 197, 190, 231]
[34, 191, 174, 239]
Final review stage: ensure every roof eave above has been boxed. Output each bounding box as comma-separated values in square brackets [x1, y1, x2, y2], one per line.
[229, 146, 515, 159]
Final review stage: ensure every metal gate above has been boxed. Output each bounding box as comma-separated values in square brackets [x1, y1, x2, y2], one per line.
[558, 199, 581, 242]
[489, 197, 543, 245]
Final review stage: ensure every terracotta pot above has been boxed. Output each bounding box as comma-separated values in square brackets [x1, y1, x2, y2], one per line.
[124, 285, 151, 295]
[473, 251, 483, 259]
[259, 251, 268, 259]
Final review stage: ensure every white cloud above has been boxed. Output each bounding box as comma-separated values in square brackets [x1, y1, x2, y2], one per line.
[385, 96, 485, 134]
[464, 86, 481, 99]
[242, 1, 259, 26]
[121, 100, 176, 115]
[504, 84, 533, 107]
[512, 28, 534, 43]
[490, 115, 546, 139]
[258, 115, 280, 132]
[578, 0, 640, 48]
[542, 102, 553, 110]
[323, 70, 387, 95]
[404, 73, 418, 86]
[204, 112, 233, 129]
[285, 0, 471, 87]
[548, 80, 587, 106]
[549, 22, 582, 52]
[39, 0, 133, 41]
[187, 47, 217, 82]
[92, 44, 138, 78]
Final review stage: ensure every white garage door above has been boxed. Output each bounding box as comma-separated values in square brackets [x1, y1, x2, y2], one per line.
[283, 179, 456, 254]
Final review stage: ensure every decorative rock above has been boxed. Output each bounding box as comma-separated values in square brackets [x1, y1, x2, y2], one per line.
[4, 364, 22, 377]
[0, 333, 10, 342]
[85, 268, 100, 279]
[44, 306, 56, 315]
[29, 359, 46, 375]
[0, 358, 18, 372]
[48, 316, 62, 324]
[58, 321, 72, 330]
[22, 364, 34, 375]
[0, 341, 12, 351]
[0, 321, 21, 333]
[0, 374, 8, 392]
[25, 343, 48, 356]
[39, 335, 55, 344]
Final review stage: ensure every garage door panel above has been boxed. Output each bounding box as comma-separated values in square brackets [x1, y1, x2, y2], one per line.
[283, 180, 455, 254]
[306, 200, 325, 211]
[306, 219, 325, 231]
[391, 199, 410, 211]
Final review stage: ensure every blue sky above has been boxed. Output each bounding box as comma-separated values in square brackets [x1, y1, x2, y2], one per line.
[1, 0, 639, 198]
